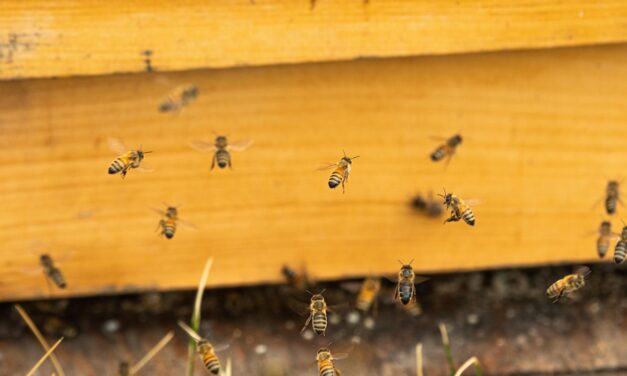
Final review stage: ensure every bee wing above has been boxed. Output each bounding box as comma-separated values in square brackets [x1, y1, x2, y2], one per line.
[327, 301, 349, 313]
[339, 281, 362, 293]
[178, 218, 199, 230]
[414, 275, 430, 285]
[228, 139, 254, 152]
[317, 163, 338, 171]
[213, 343, 230, 352]
[151, 208, 166, 216]
[332, 353, 349, 361]
[135, 163, 155, 173]
[287, 298, 310, 317]
[575, 266, 591, 277]
[463, 198, 481, 206]
[108, 138, 128, 154]
[189, 140, 217, 152]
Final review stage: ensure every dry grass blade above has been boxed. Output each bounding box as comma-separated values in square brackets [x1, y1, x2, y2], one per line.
[26, 337, 63, 376]
[186, 256, 214, 376]
[15, 304, 66, 376]
[454, 356, 483, 376]
[130, 331, 174, 375]
[178, 320, 203, 342]
[439, 322, 456, 376]
[415, 343, 423, 376]
[224, 357, 232, 376]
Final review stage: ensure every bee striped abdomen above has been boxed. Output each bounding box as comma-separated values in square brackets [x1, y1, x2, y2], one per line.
[614, 240, 626, 264]
[162, 219, 177, 239]
[597, 237, 610, 258]
[462, 208, 475, 226]
[328, 168, 344, 189]
[606, 196, 617, 214]
[108, 157, 127, 175]
[312, 312, 327, 335]
[546, 281, 562, 299]
[356, 297, 371, 312]
[202, 352, 221, 374]
[399, 283, 413, 305]
[430, 146, 446, 161]
[215, 150, 231, 169]
[319, 361, 336, 376]
[51, 268, 67, 289]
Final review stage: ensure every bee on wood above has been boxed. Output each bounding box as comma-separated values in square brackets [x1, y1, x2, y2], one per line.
[394, 260, 427, 306]
[439, 189, 476, 226]
[596, 220, 618, 258]
[319, 151, 360, 193]
[159, 84, 199, 112]
[316, 347, 346, 376]
[614, 224, 627, 264]
[40, 254, 67, 289]
[178, 321, 228, 375]
[152, 204, 197, 239]
[411, 192, 443, 218]
[546, 266, 591, 303]
[430, 134, 462, 165]
[605, 180, 621, 215]
[190, 135, 253, 170]
[282, 265, 313, 292]
[43, 316, 79, 339]
[355, 277, 381, 314]
[300, 290, 331, 336]
[107, 138, 153, 178]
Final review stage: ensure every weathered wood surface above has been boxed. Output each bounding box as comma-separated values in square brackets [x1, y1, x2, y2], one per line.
[4, 0, 627, 80]
[1, 44, 627, 301]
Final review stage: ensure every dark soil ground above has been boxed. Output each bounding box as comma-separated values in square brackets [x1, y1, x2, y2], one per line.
[1, 264, 625, 376]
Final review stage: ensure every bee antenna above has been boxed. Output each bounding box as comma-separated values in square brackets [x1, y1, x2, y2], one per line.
[319, 289, 326, 295]
[409, 259, 415, 265]
[351, 155, 360, 160]
[342, 149, 347, 157]
[397, 259, 404, 266]
[305, 289, 314, 296]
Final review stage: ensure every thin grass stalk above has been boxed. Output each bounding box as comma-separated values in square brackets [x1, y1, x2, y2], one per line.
[438, 323, 456, 376]
[454, 356, 482, 376]
[130, 331, 174, 375]
[415, 343, 423, 376]
[26, 337, 63, 376]
[186, 256, 214, 376]
[15, 304, 66, 376]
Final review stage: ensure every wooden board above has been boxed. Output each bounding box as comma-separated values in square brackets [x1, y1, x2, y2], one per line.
[1, 44, 627, 301]
[4, 0, 627, 80]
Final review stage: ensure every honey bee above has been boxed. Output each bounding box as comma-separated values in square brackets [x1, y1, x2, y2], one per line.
[151, 205, 197, 239]
[430, 134, 462, 165]
[411, 192, 443, 218]
[159, 84, 199, 112]
[107, 138, 153, 178]
[301, 290, 330, 336]
[40, 254, 67, 289]
[605, 180, 621, 215]
[178, 321, 228, 375]
[439, 189, 476, 226]
[596, 221, 617, 258]
[316, 347, 345, 376]
[395, 260, 416, 305]
[190, 135, 253, 170]
[43, 316, 79, 339]
[546, 266, 591, 303]
[320, 152, 360, 193]
[614, 224, 627, 264]
[355, 277, 381, 314]
[282, 265, 313, 292]
[118, 361, 130, 376]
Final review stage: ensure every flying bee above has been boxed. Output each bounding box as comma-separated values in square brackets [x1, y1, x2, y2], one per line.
[151, 204, 197, 239]
[159, 84, 199, 112]
[118, 361, 130, 376]
[107, 138, 153, 178]
[319, 151, 360, 193]
[596, 220, 618, 258]
[430, 134, 462, 165]
[316, 347, 346, 376]
[605, 180, 621, 215]
[546, 266, 591, 303]
[394, 260, 427, 306]
[614, 224, 627, 264]
[300, 290, 332, 336]
[43, 316, 79, 339]
[40, 254, 67, 289]
[178, 321, 228, 375]
[439, 189, 476, 226]
[190, 135, 253, 170]
[282, 265, 313, 292]
[355, 277, 381, 314]
[411, 192, 443, 218]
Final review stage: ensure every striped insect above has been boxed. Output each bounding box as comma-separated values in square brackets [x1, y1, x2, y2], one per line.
[178, 321, 228, 375]
[355, 277, 381, 314]
[614, 223, 627, 264]
[301, 290, 331, 336]
[151, 204, 197, 239]
[546, 266, 591, 303]
[316, 347, 346, 376]
[40, 254, 67, 289]
[394, 259, 417, 305]
[439, 189, 476, 226]
[430, 134, 462, 166]
[320, 152, 359, 193]
[282, 265, 313, 292]
[190, 135, 253, 170]
[596, 220, 618, 259]
[159, 84, 199, 112]
[107, 138, 153, 178]
[605, 180, 621, 215]
[411, 191, 443, 218]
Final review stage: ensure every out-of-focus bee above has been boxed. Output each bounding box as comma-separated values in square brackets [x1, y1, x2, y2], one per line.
[430, 134, 462, 165]
[151, 205, 197, 239]
[394, 260, 427, 306]
[319, 152, 359, 193]
[301, 290, 329, 336]
[178, 321, 228, 375]
[400, 298, 422, 317]
[546, 266, 591, 303]
[282, 265, 313, 292]
[40, 254, 67, 289]
[596, 221, 618, 258]
[107, 138, 153, 178]
[355, 277, 381, 314]
[316, 347, 346, 376]
[411, 192, 443, 218]
[614, 224, 627, 264]
[43, 316, 79, 339]
[439, 189, 476, 226]
[190, 135, 253, 170]
[118, 361, 130, 376]
[605, 180, 621, 215]
[159, 84, 199, 112]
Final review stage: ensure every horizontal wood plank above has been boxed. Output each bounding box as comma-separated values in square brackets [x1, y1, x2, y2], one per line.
[1, 44, 627, 301]
[3, 0, 627, 79]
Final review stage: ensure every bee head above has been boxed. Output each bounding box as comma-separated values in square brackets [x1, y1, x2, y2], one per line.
[316, 348, 331, 361]
[40, 254, 52, 265]
[159, 102, 173, 112]
[450, 134, 463, 146]
[281, 266, 297, 280]
[183, 85, 199, 100]
[215, 135, 228, 147]
[198, 340, 212, 353]
[608, 180, 619, 190]
[398, 259, 415, 277]
[411, 195, 427, 210]
[165, 206, 177, 217]
[600, 221, 611, 232]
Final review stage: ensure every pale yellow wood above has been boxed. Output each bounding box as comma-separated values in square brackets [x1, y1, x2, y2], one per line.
[1, 44, 626, 301]
[3, 0, 627, 79]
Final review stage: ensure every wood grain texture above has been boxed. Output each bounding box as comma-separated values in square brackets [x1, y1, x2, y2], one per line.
[4, 0, 627, 79]
[1, 44, 627, 301]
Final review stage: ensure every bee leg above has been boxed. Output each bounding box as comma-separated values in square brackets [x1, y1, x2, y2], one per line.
[211, 154, 216, 170]
[393, 283, 400, 303]
[552, 290, 565, 303]
[228, 157, 232, 169]
[301, 314, 312, 333]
